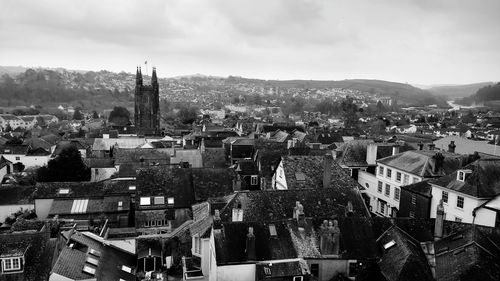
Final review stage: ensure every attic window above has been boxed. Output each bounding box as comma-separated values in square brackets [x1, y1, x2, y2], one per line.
[3, 257, 21, 271]
[118, 201, 123, 207]
[269, 224, 277, 236]
[82, 265, 96, 276]
[121, 265, 132, 273]
[264, 267, 271, 275]
[383, 240, 396, 250]
[457, 170, 472, 182]
[154, 196, 165, 205]
[140, 197, 151, 206]
[58, 188, 70, 194]
[295, 172, 306, 181]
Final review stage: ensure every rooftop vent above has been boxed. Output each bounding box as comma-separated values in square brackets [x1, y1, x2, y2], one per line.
[383, 240, 396, 250]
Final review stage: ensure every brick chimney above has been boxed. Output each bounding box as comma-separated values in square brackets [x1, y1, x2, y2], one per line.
[246, 227, 256, 261]
[232, 174, 242, 191]
[432, 152, 445, 174]
[434, 200, 444, 241]
[323, 153, 333, 188]
[448, 141, 456, 153]
[418, 141, 424, 150]
[213, 209, 222, 230]
[366, 144, 378, 165]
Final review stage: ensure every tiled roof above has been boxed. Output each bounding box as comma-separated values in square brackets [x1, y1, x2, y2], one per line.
[281, 155, 362, 189]
[0, 185, 35, 205]
[34, 179, 133, 199]
[430, 158, 500, 198]
[218, 188, 369, 222]
[192, 168, 237, 202]
[377, 150, 463, 178]
[377, 226, 434, 281]
[202, 148, 227, 168]
[401, 180, 432, 197]
[0, 144, 29, 155]
[113, 147, 170, 165]
[86, 158, 115, 168]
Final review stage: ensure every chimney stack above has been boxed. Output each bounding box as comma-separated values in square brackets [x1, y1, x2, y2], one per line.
[323, 153, 333, 188]
[434, 200, 444, 241]
[428, 143, 436, 150]
[418, 141, 424, 150]
[433, 152, 445, 174]
[233, 174, 242, 191]
[392, 144, 400, 156]
[448, 141, 456, 153]
[213, 209, 222, 230]
[366, 144, 378, 165]
[246, 227, 256, 261]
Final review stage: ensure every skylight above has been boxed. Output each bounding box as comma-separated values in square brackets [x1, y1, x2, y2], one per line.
[58, 188, 70, 194]
[86, 256, 99, 266]
[295, 172, 306, 181]
[71, 199, 89, 214]
[269, 224, 277, 236]
[121, 265, 132, 273]
[383, 240, 396, 250]
[82, 265, 96, 276]
[129, 185, 136, 190]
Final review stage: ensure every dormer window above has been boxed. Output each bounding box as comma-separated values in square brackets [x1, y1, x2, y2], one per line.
[140, 197, 151, 206]
[457, 170, 472, 182]
[2, 257, 22, 272]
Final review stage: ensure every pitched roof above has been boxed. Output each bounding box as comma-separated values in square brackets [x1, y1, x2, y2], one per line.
[92, 137, 145, 151]
[201, 148, 227, 168]
[377, 150, 463, 178]
[280, 155, 361, 189]
[0, 185, 35, 205]
[114, 147, 171, 165]
[401, 180, 433, 197]
[377, 226, 434, 281]
[430, 158, 500, 198]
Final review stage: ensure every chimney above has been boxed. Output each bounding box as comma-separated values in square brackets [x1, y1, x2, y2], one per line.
[418, 141, 424, 150]
[200, 138, 206, 153]
[345, 201, 354, 217]
[366, 144, 378, 165]
[323, 153, 333, 188]
[232, 174, 242, 191]
[433, 152, 445, 174]
[246, 227, 256, 261]
[434, 200, 444, 241]
[392, 144, 400, 156]
[213, 209, 222, 230]
[428, 143, 436, 150]
[448, 141, 456, 153]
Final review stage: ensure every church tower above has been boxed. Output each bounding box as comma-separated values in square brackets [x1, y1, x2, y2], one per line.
[134, 66, 160, 135]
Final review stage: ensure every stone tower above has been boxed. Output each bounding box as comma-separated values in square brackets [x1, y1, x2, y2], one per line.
[134, 66, 160, 134]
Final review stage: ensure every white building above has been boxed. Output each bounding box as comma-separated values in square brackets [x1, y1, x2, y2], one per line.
[429, 158, 500, 227]
[0, 114, 24, 130]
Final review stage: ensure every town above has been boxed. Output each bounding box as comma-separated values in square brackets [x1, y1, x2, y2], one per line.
[0, 65, 499, 281]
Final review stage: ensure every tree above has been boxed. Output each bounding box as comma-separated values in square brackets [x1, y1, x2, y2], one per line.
[178, 106, 198, 124]
[73, 108, 84, 120]
[92, 111, 99, 119]
[108, 106, 131, 126]
[37, 145, 90, 182]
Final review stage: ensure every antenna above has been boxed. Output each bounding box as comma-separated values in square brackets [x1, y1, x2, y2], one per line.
[144, 60, 148, 77]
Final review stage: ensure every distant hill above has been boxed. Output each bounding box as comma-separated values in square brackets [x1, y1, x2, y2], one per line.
[457, 82, 500, 106]
[0, 65, 447, 110]
[427, 82, 495, 99]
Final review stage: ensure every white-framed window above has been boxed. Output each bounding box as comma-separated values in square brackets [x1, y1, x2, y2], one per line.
[455, 216, 462, 222]
[458, 171, 466, 181]
[377, 181, 383, 193]
[386, 168, 392, 179]
[118, 201, 123, 207]
[409, 211, 415, 218]
[157, 220, 163, 226]
[154, 196, 165, 205]
[394, 188, 400, 201]
[457, 196, 464, 209]
[251, 175, 258, 185]
[293, 277, 303, 281]
[58, 188, 70, 194]
[378, 166, 384, 176]
[403, 174, 409, 185]
[151, 220, 156, 227]
[396, 172, 401, 182]
[144, 221, 150, 227]
[167, 197, 174, 205]
[140, 197, 151, 206]
[3, 257, 22, 271]
[442, 191, 448, 203]
[194, 235, 201, 255]
[15, 156, 20, 161]
[385, 184, 390, 196]
[411, 194, 417, 205]
[129, 185, 136, 191]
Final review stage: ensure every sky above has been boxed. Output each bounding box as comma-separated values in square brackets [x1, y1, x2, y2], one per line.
[1, 0, 499, 85]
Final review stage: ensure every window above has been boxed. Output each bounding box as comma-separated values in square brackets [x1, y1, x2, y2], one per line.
[386, 168, 392, 179]
[140, 197, 151, 206]
[413, 177, 420, 183]
[167, 197, 174, 205]
[86, 256, 99, 266]
[128, 185, 136, 191]
[293, 277, 303, 281]
[264, 267, 271, 275]
[151, 220, 156, 227]
[403, 174, 409, 185]
[251, 175, 258, 185]
[385, 184, 390, 196]
[380, 201, 386, 214]
[377, 181, 383, 193]
[15, 156, 20, 161]
[154, 196, 165, 205]
[118, 201, 123, 207]
[58, 188, 70, 194]
[157, 220, 163, 226]
[411, 194, 417, 205]
[144, 221, 150, 227]
[310, 264, 319, 277]
[379, 166, 384, 176]
[394, 188, 400, 201]
[269, 224, 277, 236]
[89, 248, 101, 257]
[442, 191, 448, 203]
[396, 172, 401, 182]
[121, 265, 132, 273]
[82, 265, 96, 276]
[458, 171, 466, 181]
[457, 196, 464, 209]
[194, 235, 201, 254]
[3, 257, 21, 271]
[409, 211, 415, 218]
[455, 216, 462, 222]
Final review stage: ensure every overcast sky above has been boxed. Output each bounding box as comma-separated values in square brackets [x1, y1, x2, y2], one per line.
[1, 0, 499, 85]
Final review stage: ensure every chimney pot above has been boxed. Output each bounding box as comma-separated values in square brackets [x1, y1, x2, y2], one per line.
[434, 200, 444, 241]
[448, 140, 456, 153]
[418, 141, 424, 150]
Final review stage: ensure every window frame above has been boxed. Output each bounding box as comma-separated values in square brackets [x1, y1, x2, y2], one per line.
[140, 197, 151, 206]
[403, 174, 409, 185]
[396, 172, 401, 182]
[377, 181, 383, 193]
[378, 166, 384, 176]
[394, 187, 400, 201]
[457, 196, 464, 209]
[385, 183, 390, 197]
[154, 196, 165, 205]
[442, 191, 448, 203]
[250, 175, 258, 185]
[386, 168, 392, 179]
[3, 257, 22, 271]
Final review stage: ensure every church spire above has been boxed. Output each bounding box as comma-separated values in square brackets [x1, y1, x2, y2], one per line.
[136, 66, 143, 86]
[151, 67, 158, 86]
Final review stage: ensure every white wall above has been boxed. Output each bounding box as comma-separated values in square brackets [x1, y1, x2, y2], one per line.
[91, 167, 117, 182]
[272, 160, 287, 190]
[35, 199, 54, 219]
[474, 207, 497, 227]
[2, 155, 50, 169]
[430, 184, 490, 225]
[0, 204, 34, 222]
[217, 264, 255, 281]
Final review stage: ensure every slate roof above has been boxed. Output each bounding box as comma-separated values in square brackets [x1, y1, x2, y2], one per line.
[192, 168, 237, 202]
[254, 147, 287, 179]
[218, 188, 369, 222]
[336, 140, 374, 167]
[92, 137, 145, 151]
[280, 155, 362, 189]
[86, 158, 115, 168]
[377, 226, 434, 281]
[0, 185, 35, 205]
[315, 132, 342, 144]
[430, 158, 500, 198]
[23, 137, 53, 151]
[52, 231, 136, 281]
[434, 227, 500, 281]
[113, 147, 171, 165]
[0, 144, 29, 155]
[202, 148, 227, 168]
[255, 260, 309, 279]
[34, 179, 134, 199]
[401, 180, 433, 197]
[0, 226, 54, 281]
[377, 150, 464, 178]
[48, 196, 129, 216]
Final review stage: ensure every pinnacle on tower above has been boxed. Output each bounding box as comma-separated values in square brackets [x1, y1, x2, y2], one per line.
[136, 66, 143, 85]
[151, 67, 158, 85]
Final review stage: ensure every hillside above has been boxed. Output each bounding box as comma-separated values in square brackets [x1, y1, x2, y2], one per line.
[457, 82, 500, 106]
[427, 82, 495, 99]
[0, 66, 446, 111]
